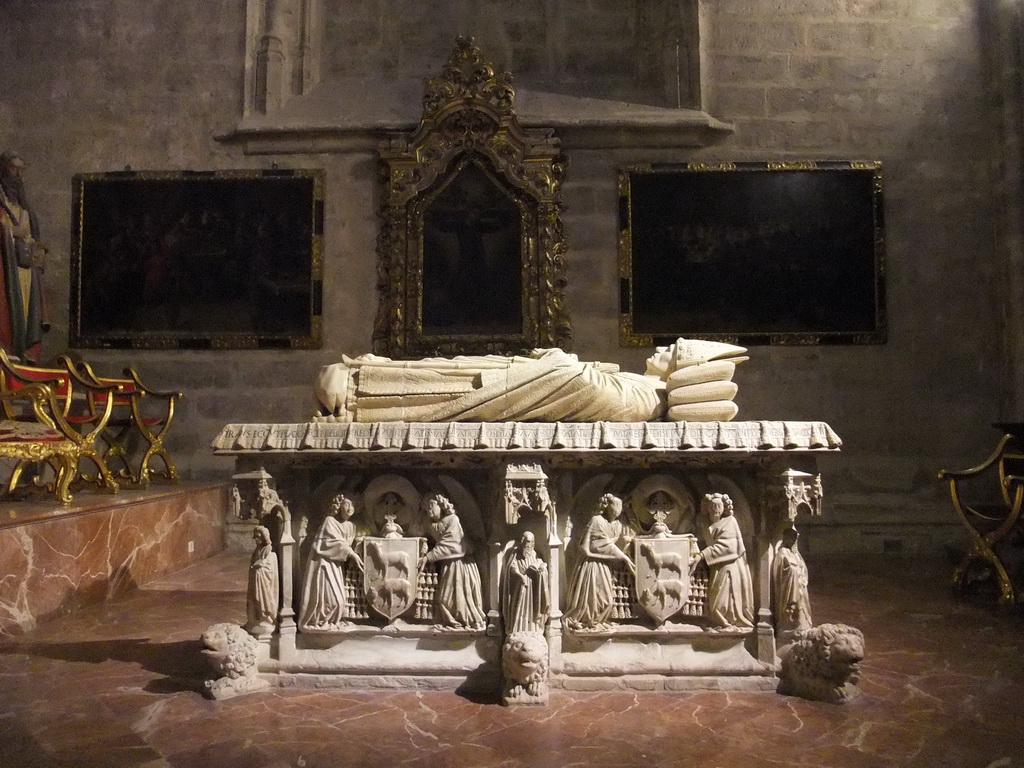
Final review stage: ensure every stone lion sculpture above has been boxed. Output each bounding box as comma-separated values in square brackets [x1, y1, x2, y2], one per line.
[777, 622, 865, 704]
[200, 622, 270, 700]
[501, 631, 549, 706]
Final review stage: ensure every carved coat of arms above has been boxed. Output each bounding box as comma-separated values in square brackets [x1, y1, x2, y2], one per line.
[633, 535, 696, 625]
[363, 537, 422, 622]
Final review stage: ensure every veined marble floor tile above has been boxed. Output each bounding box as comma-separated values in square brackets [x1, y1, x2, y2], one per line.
[1, 552, 1023, 768]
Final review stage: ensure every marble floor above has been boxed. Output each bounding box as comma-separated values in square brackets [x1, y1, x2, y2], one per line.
[1, 551, 1022, 768]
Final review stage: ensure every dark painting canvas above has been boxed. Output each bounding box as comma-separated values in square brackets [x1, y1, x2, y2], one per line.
[71, 169, 323, 349]
[620, 162, 885, 346]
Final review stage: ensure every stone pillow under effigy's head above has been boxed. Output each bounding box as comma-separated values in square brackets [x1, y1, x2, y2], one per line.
[313, 339, 748, 424]
[647, 338, 749, 423]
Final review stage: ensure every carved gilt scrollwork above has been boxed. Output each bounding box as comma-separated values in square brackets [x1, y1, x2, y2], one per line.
[374, 36, 571, 358]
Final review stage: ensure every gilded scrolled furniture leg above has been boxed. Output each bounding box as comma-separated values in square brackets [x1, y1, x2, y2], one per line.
[99, 427, 135, 483]
[6, 459, 27, 498]
[952, 534, 1016, 606]
[138, 438, 179, 485]
[945, 480, 1015, 604]
[129, 391, 179, 485]
[940, 432, 1023, 605]
[53, 450, 77, 505]
[75, 444, 120, 493]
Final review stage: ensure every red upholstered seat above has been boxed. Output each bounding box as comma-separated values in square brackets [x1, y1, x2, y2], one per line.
[0, 383, 81, 504]
[0, 420, 67, 442]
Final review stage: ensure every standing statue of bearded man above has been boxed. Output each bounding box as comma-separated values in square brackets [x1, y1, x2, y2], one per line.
[0, 151, 47, 362]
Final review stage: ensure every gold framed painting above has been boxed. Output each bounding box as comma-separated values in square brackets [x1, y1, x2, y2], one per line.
[70, 168, 323, 350]
[619, 161, 886, 346]
[373, 37, 571, 359]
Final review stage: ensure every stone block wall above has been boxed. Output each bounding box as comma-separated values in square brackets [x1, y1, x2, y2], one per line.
[322, 0, 699, 107]
[0, 0, 1008, 553]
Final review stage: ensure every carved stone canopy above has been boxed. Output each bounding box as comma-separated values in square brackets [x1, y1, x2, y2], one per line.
[373, 37, 572, 358]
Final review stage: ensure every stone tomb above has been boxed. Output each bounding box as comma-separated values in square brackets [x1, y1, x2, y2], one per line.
[213, 420, 836, 701]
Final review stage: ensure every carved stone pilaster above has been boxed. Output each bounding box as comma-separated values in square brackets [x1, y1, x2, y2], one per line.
[245, 0, 322, 117]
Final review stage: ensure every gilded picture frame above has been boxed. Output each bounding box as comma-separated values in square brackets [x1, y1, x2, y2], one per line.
[619, 161, 886, 346]
[70, 168, 323, 350]
[373, 37, 571, 358]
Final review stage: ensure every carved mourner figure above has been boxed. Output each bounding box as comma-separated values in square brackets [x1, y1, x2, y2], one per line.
[772, 527, 812, 639]
[502, 531, 550, 634]
[564, 494, 636, 631]
[299, 493, 364, 630]
[421, 493, 486, 630]
[692, 493, 754, 631]
[245, 525, 278, 636]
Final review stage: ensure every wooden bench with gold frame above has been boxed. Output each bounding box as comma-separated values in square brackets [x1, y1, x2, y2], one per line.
[60, 357, 182, 487]
[0, 382, 81, 504]
[0, 349, 119, 493]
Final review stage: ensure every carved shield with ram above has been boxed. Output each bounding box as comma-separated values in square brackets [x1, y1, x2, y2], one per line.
[633, 536, 695, 625]
[363, 537, 421, 622]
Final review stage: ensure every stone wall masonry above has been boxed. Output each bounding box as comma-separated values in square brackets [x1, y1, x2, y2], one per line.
[0, 0, 1011, 553]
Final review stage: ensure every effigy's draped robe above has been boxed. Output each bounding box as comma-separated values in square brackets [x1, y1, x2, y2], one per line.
[316, 354, 665, 423]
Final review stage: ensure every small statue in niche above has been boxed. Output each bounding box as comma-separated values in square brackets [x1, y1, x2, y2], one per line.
[245, 525, 278, 637]
[229, 484, 243, 518]
[299, 493, 364, 630]
[420, 492, 486, 630]
[691, 492, 754, 631]
[502, 531, 550, 635]
[256, 477, 286, 517]
[564, 493, 636, 631]
[534, 481, 554, 519]
[772, 527, 813, 641]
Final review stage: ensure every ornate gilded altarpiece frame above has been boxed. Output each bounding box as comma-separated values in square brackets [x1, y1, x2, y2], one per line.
[619, 161, 886, 347]
[70, 169, 323, 350]
[373, 37, 571, 358]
